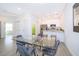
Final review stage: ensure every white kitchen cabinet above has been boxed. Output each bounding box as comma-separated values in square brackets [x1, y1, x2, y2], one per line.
[43, 30, 64, 42]
[56, 32, 64, 42]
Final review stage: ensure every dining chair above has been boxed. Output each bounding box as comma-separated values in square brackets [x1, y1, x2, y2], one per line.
[16, 40, 26, 53]
[16, 41, 36, 56]
[42, 35, 56, 48]
[42, 40, 60, 56]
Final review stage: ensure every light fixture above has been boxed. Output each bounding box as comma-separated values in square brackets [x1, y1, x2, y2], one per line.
[17, 7, 21, 10]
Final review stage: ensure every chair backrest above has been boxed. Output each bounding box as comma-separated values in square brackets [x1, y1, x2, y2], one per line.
[16, 41, 35, 56]
[16, 42, 29, 56]
[42, 35, 56, 47]
[16, 40, 26, 46]
[16, 35, 22, 38]
[42, 40, 60, 56]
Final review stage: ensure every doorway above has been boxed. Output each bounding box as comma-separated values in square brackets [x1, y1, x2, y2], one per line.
[5, 23, 13, 40]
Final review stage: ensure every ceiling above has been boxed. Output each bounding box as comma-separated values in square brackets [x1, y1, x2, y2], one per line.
[0, 3, 66, 16]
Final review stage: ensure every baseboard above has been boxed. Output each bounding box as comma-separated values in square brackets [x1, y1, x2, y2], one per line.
[65, 43, 76, 56]
[0, 37, 5, 39]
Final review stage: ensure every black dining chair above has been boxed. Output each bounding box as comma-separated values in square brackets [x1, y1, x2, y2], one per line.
[16, 35, 22, 38]
[16, 41, 36, 56]
[16, 40, 26, 53]
[42, 40, 60, 56]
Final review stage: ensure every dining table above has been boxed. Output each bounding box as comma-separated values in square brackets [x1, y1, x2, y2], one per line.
[15, 36, 56, 48]
[15, 36, 57, 56]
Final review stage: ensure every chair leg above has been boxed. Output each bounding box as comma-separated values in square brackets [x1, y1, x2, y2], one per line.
[16, 49, 18, 54]
[42, 53, 44, 56]
[34, 51, 36, 56]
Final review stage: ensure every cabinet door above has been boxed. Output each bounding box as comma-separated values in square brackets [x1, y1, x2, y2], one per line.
[57, 32, 64, 42]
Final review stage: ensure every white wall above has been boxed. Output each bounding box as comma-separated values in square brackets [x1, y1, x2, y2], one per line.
[33, 13, 64, 36]
[37, 13, 64, 29]
[17, 14, 35, 40]
[15, 14, 43, 40]
[41, 19, 64, 28]
[64, 3, 79, 56]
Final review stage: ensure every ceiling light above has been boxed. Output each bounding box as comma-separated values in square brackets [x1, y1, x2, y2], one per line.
[17, 8, 21, 10]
